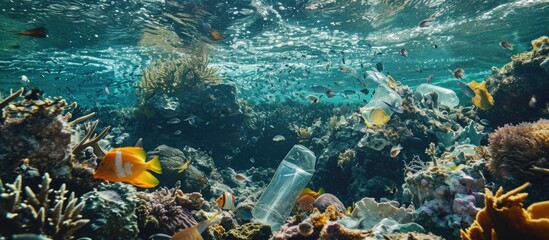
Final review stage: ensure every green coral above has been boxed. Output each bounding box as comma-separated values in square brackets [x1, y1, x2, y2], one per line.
[0, 173, 89, 239]
[224, 222, 272, 240]
[137, 54, 221, 101]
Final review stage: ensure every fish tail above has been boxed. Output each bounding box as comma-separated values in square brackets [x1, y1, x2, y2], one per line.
[318, 187, 326, 195]
[148, 156, 162, 174]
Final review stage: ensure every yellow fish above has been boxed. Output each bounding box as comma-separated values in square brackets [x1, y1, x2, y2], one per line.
[370, 108, 390, 126]
[94, 147, 162, 188]
[299, 187, 325, 199]
[468, 80, 494, 110]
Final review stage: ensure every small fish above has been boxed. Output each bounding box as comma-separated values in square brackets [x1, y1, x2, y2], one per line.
[453, 68, 465, 79]
[325, 60, 332, 71]
[272, 135, 286, 141]
[326, 89, 336, 98]
[175, 159, 191, 173]
[382, 100, 403, 114]
[427, 74, 434, 83]
[385, 185, 398, 194]
[455, 80, 475, 98]
[210, 30, 222, 40]
[345, 202, 355, 215]
[104, 87, 110, 95]
[307, 96, 319, 103]
[499, 41, 513, 50]
[94, 147, 162, 188]
[390, 144, 403, 158]
[311, 85, 330, 93]
[17, 26, 48, 38]
[400, 49, 408, 58]
[360, 88, 369, 94]
[479, 119, 491, 126]
[174, 130, 182, 135]
[216, 192, 236, 210]
[338, 66, 354, 73]
[376, 62, 384, 72]
[201, 22, 212, 32]
[419, 18, 434, 28]
[296, 194, 315, 212]
[183, 115, 201, 127]
[529, 95, 537, 108]
[234, 173, 250, 182]
[166, 118, 181, 124]
[342, 89, 356, 95]
[434, 43, 438, 48]
[20, 75, 30, 85]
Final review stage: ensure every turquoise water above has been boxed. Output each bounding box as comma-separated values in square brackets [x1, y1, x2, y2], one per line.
[2, 1, 549, 239]
[1, 0, 548, 106]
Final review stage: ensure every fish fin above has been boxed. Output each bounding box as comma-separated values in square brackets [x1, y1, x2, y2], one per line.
[147, 156, 162, 174]
[132, 171, 159, 188]
[302, 188, 315, 194]
[120, 147, 147, 162]
[176, 160, 190, 173]
[317, 187, 325, 195]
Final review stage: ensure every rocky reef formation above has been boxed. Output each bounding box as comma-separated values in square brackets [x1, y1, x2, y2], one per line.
[78, 182, 140, 239]
[461, 182, 549, 240]
[482, 36, 549, 126]
[0, 173, 89, 239]
[487, 119, 549, 182]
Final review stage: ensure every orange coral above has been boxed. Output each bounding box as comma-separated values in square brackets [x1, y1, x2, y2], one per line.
[319, 222, 372, 240]
[487, 119, 549, 181]
[310, 208, 328, 228]
[461, 182, 549, 240]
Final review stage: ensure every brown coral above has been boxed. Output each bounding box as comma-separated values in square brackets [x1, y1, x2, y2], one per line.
[319, 222, 372, 240]
[461, 182, 549, 240]
[487, 119, 549, 181]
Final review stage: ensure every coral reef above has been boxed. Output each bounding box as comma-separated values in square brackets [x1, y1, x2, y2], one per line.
[461, 182, 549, 240]
[0, 173, 89, 239]
[487, 119, 549, 181]
[482, 36, 549, 126]
[136, 187, 204, 235]
[345, 197, 415, 230]
[319, 222, 372, 240]
[224, 222, 272, 240]
[78, 182, 139, 239]
[402, 146, 487, 238]
[137, 55, 220, 101]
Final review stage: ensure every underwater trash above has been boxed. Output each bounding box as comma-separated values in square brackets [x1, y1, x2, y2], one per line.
[360, 84, 402, 127]
[416, 83, 460, 108]
[252, 145, 316, 230]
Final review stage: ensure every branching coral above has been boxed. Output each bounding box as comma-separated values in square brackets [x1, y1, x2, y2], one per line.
[487, 119, 549, 181]
[461, 182, 549, 240]
[0, 173, 89, 239]
[137, 54, 221, 101]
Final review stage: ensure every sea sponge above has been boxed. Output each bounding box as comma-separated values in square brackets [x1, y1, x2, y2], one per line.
[487, 119, 549, 180]
[461, 182, 549, 240]
[224, 222, 272, 240]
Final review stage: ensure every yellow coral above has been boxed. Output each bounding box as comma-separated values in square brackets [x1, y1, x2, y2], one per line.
[310, 208, 328, 228]
[531, 36, 549, 51]
[461, 182, 549, 240]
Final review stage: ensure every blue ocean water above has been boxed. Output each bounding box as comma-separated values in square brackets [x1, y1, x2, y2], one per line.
[2, 1, 549, 240]
[1, 0, 547, 106]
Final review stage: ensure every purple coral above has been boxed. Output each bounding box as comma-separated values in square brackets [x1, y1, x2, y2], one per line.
[137, 188, 201, 235]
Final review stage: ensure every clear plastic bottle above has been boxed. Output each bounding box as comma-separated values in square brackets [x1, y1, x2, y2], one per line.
[252, 145, 316, 230]
[415, 83, 460, 108]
